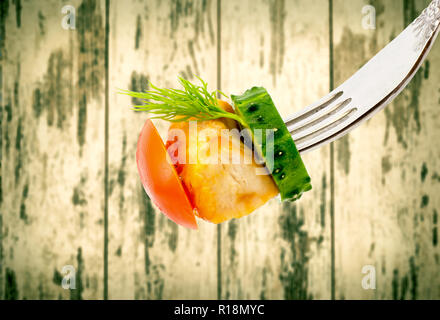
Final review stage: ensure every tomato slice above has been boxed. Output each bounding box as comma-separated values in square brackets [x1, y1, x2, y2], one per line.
[136, 119, 197, 229]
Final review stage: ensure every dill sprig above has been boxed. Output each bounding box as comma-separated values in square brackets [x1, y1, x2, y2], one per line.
[119, 76, 246, 126]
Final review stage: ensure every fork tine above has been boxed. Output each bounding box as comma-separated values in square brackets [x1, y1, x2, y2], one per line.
[290, 97, 353, 141]
[295, 108, 359, 152]
[284, 90, 344, 131]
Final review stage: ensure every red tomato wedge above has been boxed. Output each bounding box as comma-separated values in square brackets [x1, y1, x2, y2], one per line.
[136, 119, 197, 229]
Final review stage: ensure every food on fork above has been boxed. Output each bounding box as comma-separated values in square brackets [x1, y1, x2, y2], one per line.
[166, 101, 279, 224]
[122, 77, 311, 229]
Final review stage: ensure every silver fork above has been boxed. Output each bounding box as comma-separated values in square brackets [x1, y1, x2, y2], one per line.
[285, 0, 440, 154]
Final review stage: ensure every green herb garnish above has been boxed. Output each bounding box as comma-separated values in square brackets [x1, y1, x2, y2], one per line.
[119, 77, 246, 126]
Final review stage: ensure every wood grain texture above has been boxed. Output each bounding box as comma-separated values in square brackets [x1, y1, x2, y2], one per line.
[1, 0, 105, 299]
[107, 0, 218, 299]
[333, 0, 440, 299]
[220, 0, 332, 299]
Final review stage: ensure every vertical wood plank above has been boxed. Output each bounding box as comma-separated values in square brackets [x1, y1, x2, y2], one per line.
[220, 0, 332, 299]
[334, 0, 440, 299]
[1, 0, 105, 299]
[107, 0, 218, 299]
[0, 0, 8, 300]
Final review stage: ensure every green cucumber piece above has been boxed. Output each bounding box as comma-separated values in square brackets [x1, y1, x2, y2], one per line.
[231, 87, 312, 201]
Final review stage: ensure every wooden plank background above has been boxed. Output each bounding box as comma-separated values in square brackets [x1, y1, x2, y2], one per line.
[0, 0, 439, 300]
[333, 0, 440, 299]
[220, 0, 331, 299]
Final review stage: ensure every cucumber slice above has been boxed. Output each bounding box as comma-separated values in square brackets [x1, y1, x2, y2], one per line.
[231, 87, 312, 201]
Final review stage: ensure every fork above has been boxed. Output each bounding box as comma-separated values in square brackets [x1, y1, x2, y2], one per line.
[284, 0, 440, 154]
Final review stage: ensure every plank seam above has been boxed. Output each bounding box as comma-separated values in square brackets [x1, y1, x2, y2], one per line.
[216, 0, 222, 301]
[329, 0, 336, 301]
[104, 0, 110, 300]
